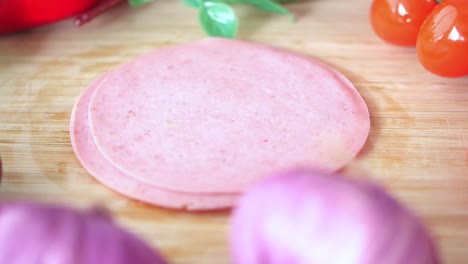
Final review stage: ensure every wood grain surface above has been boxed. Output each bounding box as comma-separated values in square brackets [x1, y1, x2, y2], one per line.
[1, 0, 468, 263]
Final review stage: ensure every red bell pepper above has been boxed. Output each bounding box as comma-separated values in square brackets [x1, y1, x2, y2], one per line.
[0, 0, 124, 35]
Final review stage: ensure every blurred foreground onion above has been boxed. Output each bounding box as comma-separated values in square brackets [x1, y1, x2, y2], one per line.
[0, 202, 167, 264]
[229, 170, 439, 264]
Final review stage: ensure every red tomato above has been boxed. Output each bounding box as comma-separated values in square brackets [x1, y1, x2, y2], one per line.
[370, 0, 437, 46]
[0, 0, 99, 35]
[416, 0, 468, 78]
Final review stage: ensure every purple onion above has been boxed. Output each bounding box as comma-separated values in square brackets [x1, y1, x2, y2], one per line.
[229, 169, 439, 264]
[0, 202, 167, 264]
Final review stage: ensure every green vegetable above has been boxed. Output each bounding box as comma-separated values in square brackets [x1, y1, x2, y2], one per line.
[199, 1, 238, 38]
[182, 0, 202, 8]
[242, 0, 294, 21]
[182, 0, 299, 38]
[129, 0, 154, 7]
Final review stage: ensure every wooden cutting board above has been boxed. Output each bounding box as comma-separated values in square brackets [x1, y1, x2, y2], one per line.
[1, 0, 467, 263]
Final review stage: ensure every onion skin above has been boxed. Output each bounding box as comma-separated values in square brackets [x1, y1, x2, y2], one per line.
[229, 169, 439, 264]
[0, 202, 167, 264]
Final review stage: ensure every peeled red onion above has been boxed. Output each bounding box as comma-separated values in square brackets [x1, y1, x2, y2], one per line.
[0, 201, 167, 264]
[229, 169, 439, 264]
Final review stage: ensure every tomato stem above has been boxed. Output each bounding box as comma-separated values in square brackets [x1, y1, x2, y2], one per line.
[434, 0, 442, 3]
[74, 0, 125, 26]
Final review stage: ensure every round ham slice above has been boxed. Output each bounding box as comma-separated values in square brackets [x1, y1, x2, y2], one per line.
[88, 38, 370, 194]
[70, 73, 238, 210]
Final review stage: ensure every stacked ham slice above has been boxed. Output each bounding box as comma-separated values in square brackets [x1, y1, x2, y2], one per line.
[70, 38, 370, 210]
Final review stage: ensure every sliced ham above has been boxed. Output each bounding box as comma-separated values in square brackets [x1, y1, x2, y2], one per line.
[70, 73, 238, 210]
[87, 38, 370, 194]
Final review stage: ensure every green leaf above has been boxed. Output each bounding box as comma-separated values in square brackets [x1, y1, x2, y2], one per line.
[219, 0, 243, 3]
[199, 1, 238, 38]
[129, 0, 154, 7]
[203, 0, 301, 7]
[182, 0, 202, 8]
[243, 0, 293, 20]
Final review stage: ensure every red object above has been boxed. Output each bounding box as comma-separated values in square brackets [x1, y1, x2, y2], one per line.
[370, 0, 437, 46]
[74, 0, 124, 26]
[416, 0, 468, 78]
[0, 0, 99, 35]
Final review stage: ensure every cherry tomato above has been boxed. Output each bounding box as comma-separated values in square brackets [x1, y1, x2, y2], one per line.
[370, 0, 437, 46]
[416, 0, 468, 78]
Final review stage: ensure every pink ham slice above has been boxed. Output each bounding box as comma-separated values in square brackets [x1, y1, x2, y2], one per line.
[88, 38, 370, 194]
[70, 73, 238, 210]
